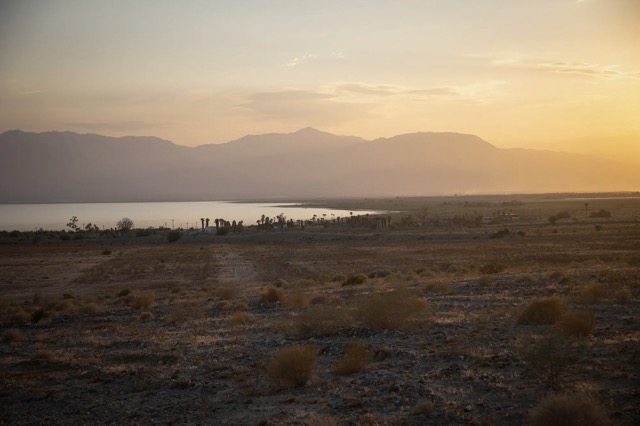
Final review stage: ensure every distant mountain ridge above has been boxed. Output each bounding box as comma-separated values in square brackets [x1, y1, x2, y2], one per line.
[0, 128, 637, 202]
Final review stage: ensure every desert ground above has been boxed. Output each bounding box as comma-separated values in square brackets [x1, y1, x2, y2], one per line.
[1, 195, 639, 425]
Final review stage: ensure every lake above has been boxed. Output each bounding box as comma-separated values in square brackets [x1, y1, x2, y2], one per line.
[0, 201, 381, 232]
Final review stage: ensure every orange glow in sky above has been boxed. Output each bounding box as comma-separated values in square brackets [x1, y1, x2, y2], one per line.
[1, 0, 638, 164]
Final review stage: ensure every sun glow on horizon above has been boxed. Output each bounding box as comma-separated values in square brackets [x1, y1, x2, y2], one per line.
[0, 0, 638, 164]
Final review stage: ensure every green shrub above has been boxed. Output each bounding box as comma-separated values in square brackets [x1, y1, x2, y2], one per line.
[167, 230, 182, 243]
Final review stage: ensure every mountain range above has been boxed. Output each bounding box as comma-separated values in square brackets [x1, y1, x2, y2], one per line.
[0, 128, 637, 202]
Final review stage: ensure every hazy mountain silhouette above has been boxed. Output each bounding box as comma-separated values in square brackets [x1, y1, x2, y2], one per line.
[0, 128, 637, 202]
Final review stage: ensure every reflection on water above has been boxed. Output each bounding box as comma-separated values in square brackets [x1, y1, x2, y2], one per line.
[0, 201, 380, 231]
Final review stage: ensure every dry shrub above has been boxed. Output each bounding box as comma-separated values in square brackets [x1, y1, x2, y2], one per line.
[578, 282, 606, 305]
[306, 414, 337, 426]
[231, 311, 253, 325]
[165, 305, 187, 324]
[424, 281, 451, 294]
[285, 292, 310, 308]
[288, 305, 350, 338]
[477, 275, 494, 287]
[309, 294, 344, 306]
[138, 311, 154, 321]
[368, 269, 392, 279]
[268, 344, 317, 388]
[259, 287, 285, 303]
[2, 328, 24, 342]
[334, 340, 371, 375]
[215, 286, 237, 300]
[516, 274, 534, 284]
[52, 299, 75, 312]
[413, 400, 434, 415]
[232, 302, 249, 312]
[166, 303, 203, 323]
[356, 287, 428, 331]
[32, 350, 57, 361]
[31, 308, 49, 323]
[557, 310, 595, 337]
[521, 331, 583, 387]
[128, 292, 155, 309]
[517, 297, 564, 325]
[78, 302, 103, 315]
[342, 273, 367, 286]
[528, 393, 610, 426]
[613, 287, 631, 301]
[7, 308, 31, 321]
[479, 261, 506, 274]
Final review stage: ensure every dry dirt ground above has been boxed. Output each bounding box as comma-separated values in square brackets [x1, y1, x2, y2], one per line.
[1, 221, 639, 425]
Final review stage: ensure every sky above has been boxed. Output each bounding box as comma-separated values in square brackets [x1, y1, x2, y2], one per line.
[1, 0, 639, 164]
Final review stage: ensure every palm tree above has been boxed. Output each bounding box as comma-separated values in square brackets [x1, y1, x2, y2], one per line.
[206, 218, 210, 228]
[200, 218, 205, 230]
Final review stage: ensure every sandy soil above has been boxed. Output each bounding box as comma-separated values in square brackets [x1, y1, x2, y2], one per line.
[1, 220, 639, 425]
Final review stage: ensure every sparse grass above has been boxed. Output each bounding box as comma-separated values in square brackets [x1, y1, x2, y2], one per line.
[557, 310, 595, 337]
[355, 287, 428, 331]
[528, 392, 610, 426]
[334, 340, 372, 375]
[127, 292, 155, 309]
[259, 286, 285, 303]
[2, 328, 24, 342]
[517, 296, 565, 325]
[578, 282, 606, 305]
[268, 344, 317, 388]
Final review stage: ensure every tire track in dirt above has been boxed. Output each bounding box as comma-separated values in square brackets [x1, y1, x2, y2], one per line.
[211, 245, 259, 289]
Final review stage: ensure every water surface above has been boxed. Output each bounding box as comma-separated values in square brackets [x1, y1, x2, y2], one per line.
[0, 201, 379, 231]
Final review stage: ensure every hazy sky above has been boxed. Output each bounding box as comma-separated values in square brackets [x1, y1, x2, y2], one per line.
[1, 0, 639, 163]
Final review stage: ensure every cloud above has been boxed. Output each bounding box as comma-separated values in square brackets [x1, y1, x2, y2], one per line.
[537, 62, 640, 79]
[283, 53, 317, 67]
